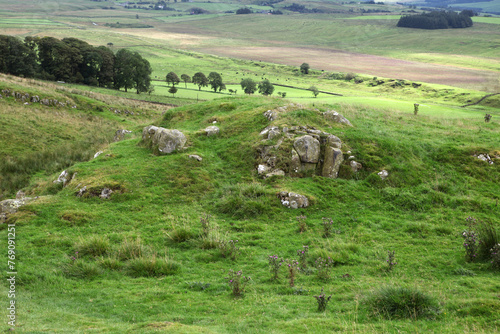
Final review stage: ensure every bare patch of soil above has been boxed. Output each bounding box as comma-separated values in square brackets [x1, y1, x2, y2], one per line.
[201, 46, 499, 92]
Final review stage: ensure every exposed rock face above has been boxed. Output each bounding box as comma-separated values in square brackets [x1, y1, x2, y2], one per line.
[54, 170, 69, 184]
[100, 188, 113, 199]
[204, 126, 220, 136]
[142, 125, 187, 155]
[258, 125, 349, 179]
[0, 197, 37, 224]
[293, 135, 320, 163]
[322, 147, 344, 178]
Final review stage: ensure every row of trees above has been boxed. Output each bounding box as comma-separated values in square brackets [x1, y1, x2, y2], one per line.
[397, 11, 473, 29]
[165, 71, 226, 93]
[0, 35, 152, 94]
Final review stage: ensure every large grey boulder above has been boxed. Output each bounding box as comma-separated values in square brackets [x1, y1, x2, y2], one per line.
[153, 128, 187, 154]
[293, 135, 320, 163]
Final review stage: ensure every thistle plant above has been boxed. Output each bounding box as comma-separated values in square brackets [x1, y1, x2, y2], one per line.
[462, 216, 480, 262]
[200, 214, 211, 237]
[315, 256, 334, 281]
[314, 287, 332, 312]
[386, 250, 397, 272]
[226, 269, 251, 297]
[218, 238, 240, 260]
[322, 217, 340, 238]
[268, 255, 284, 280]
[286, 259, 299, 287]
[297, 246, 309, 271]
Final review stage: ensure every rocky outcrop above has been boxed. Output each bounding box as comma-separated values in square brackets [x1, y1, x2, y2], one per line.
[257, 125, 349, 179]
[142, 125, 187, 155]
[0, 196, 37, 224]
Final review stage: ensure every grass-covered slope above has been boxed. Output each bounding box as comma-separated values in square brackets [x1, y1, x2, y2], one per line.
[0, 74, 166, 198]
[1, 95, 500, 333]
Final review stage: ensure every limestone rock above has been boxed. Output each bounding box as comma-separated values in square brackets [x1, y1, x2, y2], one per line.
[322, 147, 343, 178]
[0, 197, 36, 215]
[114, 129, 132, 142]
[350, 161, 363, 173]
[189, 154, 203, 161]
[278, 192, 309, 209]
[205, 126, 220, 136]
[100, 188, 113, 199]
[326, 135, 342, 149]
[293, 135, 320, 163]
[93, 151, 103, 159]
[54, 170, 69, 184]
[142, 126, 187, 155]
[378, 170, 389, 180]
[323, 110, 352, 126]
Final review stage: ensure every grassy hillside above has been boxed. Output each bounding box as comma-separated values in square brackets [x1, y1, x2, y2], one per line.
[0, 74, 167, 198]
[1, 89, 499, 332]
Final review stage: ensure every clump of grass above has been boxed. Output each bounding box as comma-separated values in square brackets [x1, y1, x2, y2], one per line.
[297, 215, 307, 233]
[166, 216, 195, 243]
[315, 256, 334, 281]
[98, 256, 123, 271]
[215, 183, 272, 219]
[452, 267, 476, 276]
[462, 216, 480, 262]
[116, 237, 149, 261]
[490, 244, 500, 270]
[126, 254, 180, 277]
[74, 235, 110, 257]
[62, 254, 101, 279]
[199, 223, 223, 249]
[367, 286, 440, 319]
[386, 250, 397, 272]
[187, 282, 211, 291]
[477, 221, 499, 261]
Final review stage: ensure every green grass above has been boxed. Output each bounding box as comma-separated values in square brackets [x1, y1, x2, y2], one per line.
[2, 89, 499, 332]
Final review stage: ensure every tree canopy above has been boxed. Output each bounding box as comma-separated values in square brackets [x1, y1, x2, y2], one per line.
[208, 72, 225, 92]
[397, 11, 473, 29]
[258, 79, 275, 96]
[300, 63, 310, 74]
[0, 35, 152, 93]
[240, 78, 257, 94]
[166, 71, 180, 87]
[192, 72, 208, 90]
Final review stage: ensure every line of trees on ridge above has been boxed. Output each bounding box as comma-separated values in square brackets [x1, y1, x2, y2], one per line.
[397, 10, 473, 29]
[0, 35, 152, 94]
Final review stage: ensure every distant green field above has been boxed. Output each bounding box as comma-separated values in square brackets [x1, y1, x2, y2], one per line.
[0, 18, 64, 25]
[450, 0, 500, 13]
[474, 16, 500, 24]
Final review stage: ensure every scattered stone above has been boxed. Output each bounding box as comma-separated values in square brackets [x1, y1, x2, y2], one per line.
[350, 161, 362, 173]
[54, 170, 69, 184]
[204, 125, 220, 136]
[113, 129, 132, 142]
[378, 170, 389, 180]
[15, 190, 26, 199]
[0, 197, 36, 216]
[323, 110, 353, 126]
[76, 186, 87, 197]
[188, 154, 203, 161]
[477, 154, 494, 165]
[100, 188, 113, 199]
[93, 151, 103, 159]
[277, 192, 309, 209]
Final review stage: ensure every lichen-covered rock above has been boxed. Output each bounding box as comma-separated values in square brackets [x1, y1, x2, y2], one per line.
[142, 125, 159, 147]
[0, 197, 36, 215]
[350, 161, 363, 173]
[54, 170, 69, 184]
[378, 170, 389, 180]
[114, 129, 132, 142]
[323, 110, 352, 126]
[153, 128, 187, 154]
[278, 192, 309, 209]
[204, 126, 220, 136]
[293, 135, 320, 163]
[322, 147, 343, 178]
[100, 188, 113, 199]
